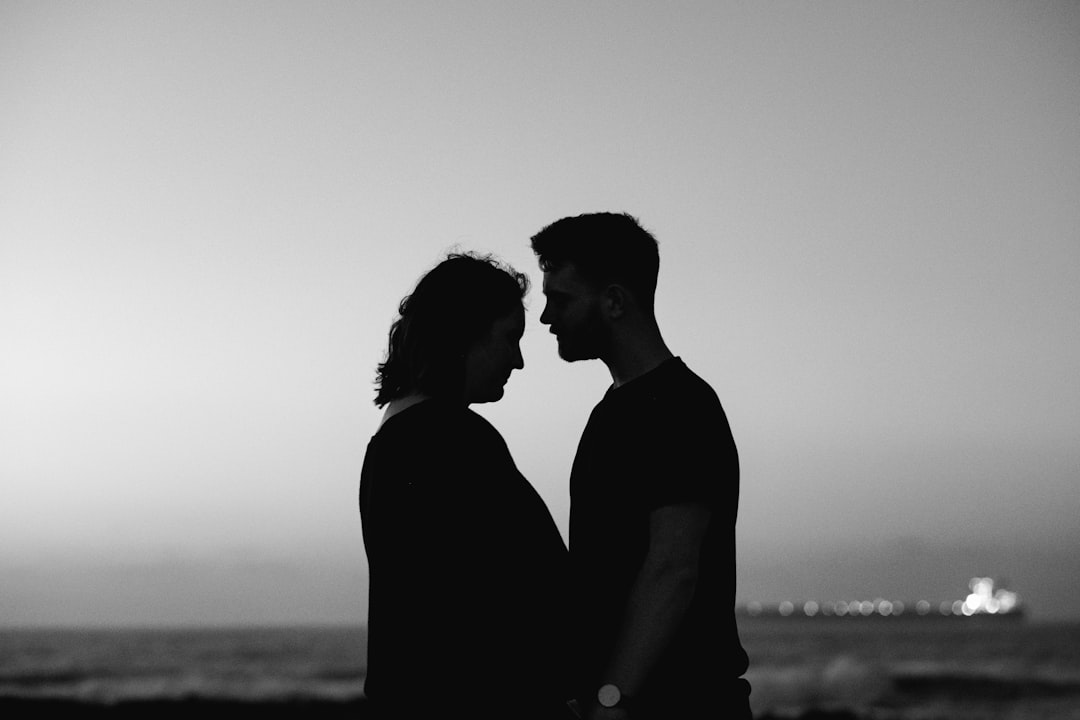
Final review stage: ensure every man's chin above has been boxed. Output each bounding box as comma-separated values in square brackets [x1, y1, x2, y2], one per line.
[556, 341, 593, 362]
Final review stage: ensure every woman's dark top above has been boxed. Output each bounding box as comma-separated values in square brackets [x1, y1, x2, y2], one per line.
[359, 399, 570, 719]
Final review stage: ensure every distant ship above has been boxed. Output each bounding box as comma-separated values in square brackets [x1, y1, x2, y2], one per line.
[737, 576, 1025, 620]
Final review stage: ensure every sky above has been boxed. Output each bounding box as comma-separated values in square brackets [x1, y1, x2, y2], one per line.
[2, 1, 1078, 626]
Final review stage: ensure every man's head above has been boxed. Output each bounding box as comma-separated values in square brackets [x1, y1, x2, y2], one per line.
[530, 212, 660, 362]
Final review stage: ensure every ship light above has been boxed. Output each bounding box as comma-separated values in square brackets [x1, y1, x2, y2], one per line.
[961, 577, 1020, 615]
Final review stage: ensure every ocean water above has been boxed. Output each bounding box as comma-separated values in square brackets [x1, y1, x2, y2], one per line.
[0, 626, 366, 704]
[1, 620, 1079, 718]
[741, 617, 1080, 719]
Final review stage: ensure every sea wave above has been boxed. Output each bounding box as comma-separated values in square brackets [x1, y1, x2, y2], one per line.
[747, 655, 1080, 720]
[0, 672, 364, 704]
[747, 655, 890, 716]
[892, 669, 1080, 700]
[0, 627, 367, 703]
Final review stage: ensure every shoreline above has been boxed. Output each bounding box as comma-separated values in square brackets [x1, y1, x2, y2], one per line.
[0, 699, 369, 718]
[0, 698, 865, 720]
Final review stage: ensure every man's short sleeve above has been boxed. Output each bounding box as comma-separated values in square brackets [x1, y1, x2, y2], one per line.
[636, 392, 738, 512]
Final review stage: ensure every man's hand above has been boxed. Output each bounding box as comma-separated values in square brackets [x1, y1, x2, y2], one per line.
[585, 704, 631, 720]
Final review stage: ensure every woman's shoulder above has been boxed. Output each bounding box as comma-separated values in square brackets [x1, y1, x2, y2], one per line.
[374, 398, 506, 450]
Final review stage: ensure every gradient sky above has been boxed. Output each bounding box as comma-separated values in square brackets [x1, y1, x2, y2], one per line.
[2, 1, 1078, 626]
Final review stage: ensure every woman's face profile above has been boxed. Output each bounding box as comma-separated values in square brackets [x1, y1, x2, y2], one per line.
[462, 306, 525, 405]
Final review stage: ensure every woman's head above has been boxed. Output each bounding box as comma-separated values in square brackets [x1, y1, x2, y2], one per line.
[375, 252, 530, 407]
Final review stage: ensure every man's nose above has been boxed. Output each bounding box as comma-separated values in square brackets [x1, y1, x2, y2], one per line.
[539, 303, 552, 326]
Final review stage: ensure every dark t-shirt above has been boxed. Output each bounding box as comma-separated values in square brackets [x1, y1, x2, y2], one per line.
[359, 399, 571, 718]
[569, 358, 750, 715]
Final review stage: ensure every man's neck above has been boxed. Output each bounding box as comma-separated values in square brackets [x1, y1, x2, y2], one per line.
[605, 329, 674, 388]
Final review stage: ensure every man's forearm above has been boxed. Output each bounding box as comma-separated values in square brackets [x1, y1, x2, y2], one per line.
[586, 502, 712, 718]
[599, 557, 699, 699]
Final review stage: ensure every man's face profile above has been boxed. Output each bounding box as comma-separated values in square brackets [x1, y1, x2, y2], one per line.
[539, 263, 606, 362]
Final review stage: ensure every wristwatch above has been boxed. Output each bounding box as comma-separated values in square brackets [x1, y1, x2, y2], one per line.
[597, 683, 623, 709]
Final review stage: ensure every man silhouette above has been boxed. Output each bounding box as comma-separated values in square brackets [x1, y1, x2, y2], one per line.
[531, 213, 751, 719]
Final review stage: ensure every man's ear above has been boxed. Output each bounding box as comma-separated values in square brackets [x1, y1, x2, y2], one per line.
[602, 284, 629, 319]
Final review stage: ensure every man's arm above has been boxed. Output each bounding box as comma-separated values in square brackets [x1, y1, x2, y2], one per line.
[587, 502, 711, 719]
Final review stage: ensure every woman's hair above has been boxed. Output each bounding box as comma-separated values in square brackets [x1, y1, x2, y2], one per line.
[374, 252, 529, 407]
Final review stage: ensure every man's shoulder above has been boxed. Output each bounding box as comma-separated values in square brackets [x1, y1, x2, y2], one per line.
[585, 362, 730, 448]
[668, 358, 721, 398]
[635, 358, 725, 414]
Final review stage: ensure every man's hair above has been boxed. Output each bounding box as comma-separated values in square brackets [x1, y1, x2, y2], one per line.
[530, 212, 660, 311]
[374, 252, 529, 407]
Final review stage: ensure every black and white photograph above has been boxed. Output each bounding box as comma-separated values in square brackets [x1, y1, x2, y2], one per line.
[2, 2, 1079, 718]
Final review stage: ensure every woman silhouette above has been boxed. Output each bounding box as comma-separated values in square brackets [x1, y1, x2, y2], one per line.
[360, 252, 572, 719]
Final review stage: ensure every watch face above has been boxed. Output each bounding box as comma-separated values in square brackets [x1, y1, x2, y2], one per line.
[597, 683, 621, 708]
